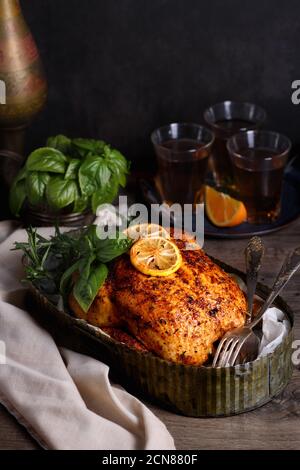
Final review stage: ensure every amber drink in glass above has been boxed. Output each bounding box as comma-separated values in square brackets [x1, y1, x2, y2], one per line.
[204, 101, 266, 188]
[151, 123, 214, 207]
[227, 130, 291, 224]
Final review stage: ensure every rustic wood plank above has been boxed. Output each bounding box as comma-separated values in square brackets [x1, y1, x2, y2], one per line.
[0, 405, 38, 450]
[0, 219, 299, 450]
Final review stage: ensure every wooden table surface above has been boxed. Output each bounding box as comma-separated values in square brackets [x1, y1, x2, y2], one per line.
[0, 219, 299, 450]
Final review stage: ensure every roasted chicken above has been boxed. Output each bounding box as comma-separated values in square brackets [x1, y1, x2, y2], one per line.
[70, 234, 247, 365]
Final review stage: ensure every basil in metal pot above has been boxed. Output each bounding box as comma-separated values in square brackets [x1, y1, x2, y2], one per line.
[9, 135, 130, 216]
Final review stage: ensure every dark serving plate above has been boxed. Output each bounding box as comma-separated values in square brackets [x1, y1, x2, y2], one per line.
[205, 174, 300, 238]
[140, 168, 300, 239]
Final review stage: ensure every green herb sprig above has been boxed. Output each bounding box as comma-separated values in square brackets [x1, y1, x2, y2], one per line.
[14, 226, 132, 312]
[10, 135, 130, 216]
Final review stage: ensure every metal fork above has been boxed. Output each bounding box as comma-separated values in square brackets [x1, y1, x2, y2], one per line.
[245, 236, 265, 323]
[213, 246, 300, 368]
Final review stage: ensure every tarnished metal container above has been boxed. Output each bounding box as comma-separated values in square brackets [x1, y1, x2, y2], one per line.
[24, 205, 95, 228]
[26, 259, 294, 417]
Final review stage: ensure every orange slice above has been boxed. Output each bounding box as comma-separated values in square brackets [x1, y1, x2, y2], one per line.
[130, 236, 182, 276]
[124, 223, 169, 241]
[205, 186, 247, 227]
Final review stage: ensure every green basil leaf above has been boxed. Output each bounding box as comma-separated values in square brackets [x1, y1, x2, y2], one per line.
[78, 155, 105, 196]
[65, 159, 81, 180]
[73, 258, 108, 312]
[46, 135, 72, 154]
[98, 162, 111, 186]
[13, 166, 27, 184]
[72, 195, 89, 214]
[75, 233, 94, 256]
[9, 179, 26, 216]
[72, 138, 106, 158]
[91, 179, 119, 213]
[85, 225, 99, 246]
[26, 172, 50, 206]
[85, 226, 132, 262]
[46, 176, 78, 210]
[106, 148, 129, 172]
[26, 148, 67, 174]
[59, 259, 82, 294]
[116, 170, 127, 188]
[95, 234, 132, 263]
[105, 148, 129, 188]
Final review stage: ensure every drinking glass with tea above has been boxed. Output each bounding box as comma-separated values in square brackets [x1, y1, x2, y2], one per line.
[204, 101, 266, 188]
[151, 123, 214, 207]
[227, 130, 291, 224]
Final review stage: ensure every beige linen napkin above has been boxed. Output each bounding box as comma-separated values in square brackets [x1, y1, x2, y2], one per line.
[0, 222, 175, 450]
[229, 273, 290, 358]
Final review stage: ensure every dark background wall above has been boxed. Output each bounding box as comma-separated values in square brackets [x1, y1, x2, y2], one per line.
[22, 0, 300, 170]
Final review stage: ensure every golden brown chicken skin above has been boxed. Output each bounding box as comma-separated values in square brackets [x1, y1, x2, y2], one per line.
[70, 237, 246, 365]
[109, 239, 246, 365]
[70, 235, 246, 365]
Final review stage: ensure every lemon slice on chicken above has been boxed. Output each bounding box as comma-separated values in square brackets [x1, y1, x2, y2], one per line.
[124, 223, 169, 241]
[130, 236, 182, 277]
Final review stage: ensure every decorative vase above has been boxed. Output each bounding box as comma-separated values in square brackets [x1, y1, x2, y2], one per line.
[0, 0, 47, 217]
[0, 0, 47, 180]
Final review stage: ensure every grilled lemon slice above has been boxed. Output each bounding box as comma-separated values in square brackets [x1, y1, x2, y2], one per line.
[130, 236, 182, 277]
[124, 223, 169, 241]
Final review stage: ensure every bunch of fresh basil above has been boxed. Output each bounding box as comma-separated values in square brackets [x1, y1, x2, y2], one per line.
[14, 225, 132, 313]
[10, 135, 130, 216]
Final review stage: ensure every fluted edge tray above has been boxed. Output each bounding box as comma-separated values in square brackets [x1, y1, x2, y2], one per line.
[26, 257, 294, 417]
